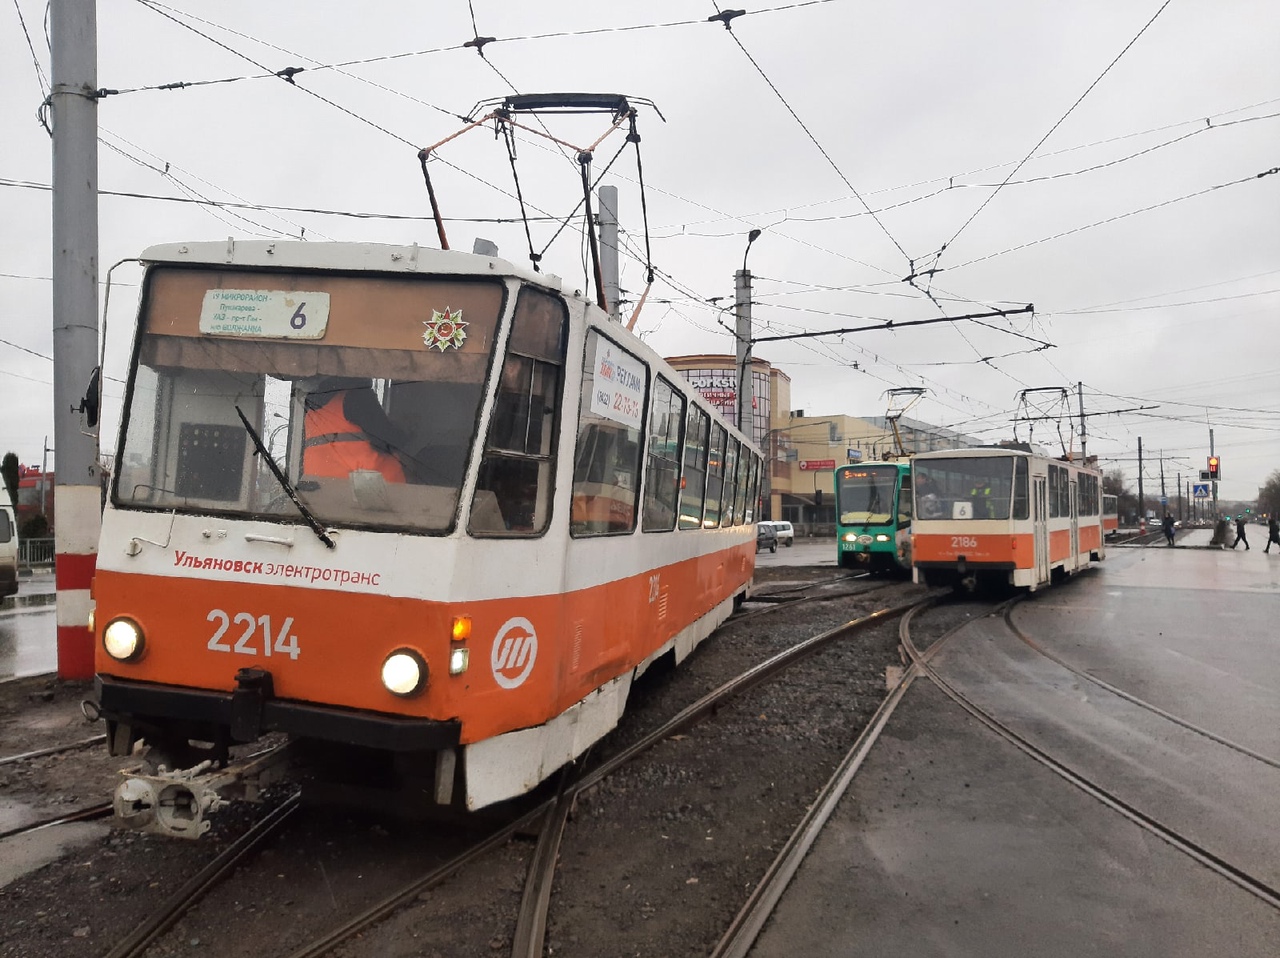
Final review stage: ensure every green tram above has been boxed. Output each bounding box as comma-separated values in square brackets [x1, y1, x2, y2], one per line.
[835, 460, 912, 574]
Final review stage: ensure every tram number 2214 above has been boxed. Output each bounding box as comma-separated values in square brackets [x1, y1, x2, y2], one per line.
[206, 609, 301, 659]
[950, 536, 979, 550]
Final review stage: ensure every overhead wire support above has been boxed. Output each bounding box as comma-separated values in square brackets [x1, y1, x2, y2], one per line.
[750, 304, 1034, 344]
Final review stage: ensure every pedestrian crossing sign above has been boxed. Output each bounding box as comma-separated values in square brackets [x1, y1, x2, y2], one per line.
[1192, 483, 1210, 498]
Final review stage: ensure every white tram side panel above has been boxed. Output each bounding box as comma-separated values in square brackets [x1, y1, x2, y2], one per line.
[911, 448, 1104, 591]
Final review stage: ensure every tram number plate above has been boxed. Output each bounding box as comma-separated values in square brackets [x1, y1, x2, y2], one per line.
[206, 610, 300, 659]
[950, 536, 978, 549]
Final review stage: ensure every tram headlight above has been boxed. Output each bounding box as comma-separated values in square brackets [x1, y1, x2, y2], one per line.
[875, 534, 891, 542]
[103, 617, 145, 663]
[381, 648, 428, 697]
[842, 532, 858, 542]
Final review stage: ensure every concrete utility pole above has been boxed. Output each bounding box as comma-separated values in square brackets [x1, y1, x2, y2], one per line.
[735, 229, 761, 443]
[734, 268, 753, 438]
[1137, 437, 1145, 527]
[51, 0, 102, 680]
[598, 185, 620, 320]
[1077, 381, 1087, 461]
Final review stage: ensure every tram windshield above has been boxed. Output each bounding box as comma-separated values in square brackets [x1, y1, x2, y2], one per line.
[836, 465, 900, 526]
[115, 266, 507, 533]
[913, 456, 1015, 521]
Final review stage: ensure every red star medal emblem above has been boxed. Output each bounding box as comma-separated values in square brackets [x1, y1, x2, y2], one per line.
[422, 308, 468, 351]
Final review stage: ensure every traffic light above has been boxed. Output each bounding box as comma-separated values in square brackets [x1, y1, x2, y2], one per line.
[1207, 456, 1220, 481]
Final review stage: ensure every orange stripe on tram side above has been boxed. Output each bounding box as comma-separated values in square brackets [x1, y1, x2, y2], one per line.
[913, 533, 1035, 570]
[93, 542, 753, 744]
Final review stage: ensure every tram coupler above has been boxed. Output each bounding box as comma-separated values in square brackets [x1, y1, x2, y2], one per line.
[114, 743, 292, 839]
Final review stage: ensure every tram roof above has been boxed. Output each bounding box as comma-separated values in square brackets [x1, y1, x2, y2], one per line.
[138, 240, 556, 290]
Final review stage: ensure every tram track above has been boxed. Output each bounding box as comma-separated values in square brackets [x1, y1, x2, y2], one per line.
[709, 596, 998, 958]
[1004, 602, 1280, 770]
[902, 600, 1280, 914]
[0, 733, 106, 768]
[132, 587, 922, 958]
[0, 801, 114, 842]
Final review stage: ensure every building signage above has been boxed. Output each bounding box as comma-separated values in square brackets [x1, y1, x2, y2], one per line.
[847, 448, 863, 462]
[799, 459, 837, 471]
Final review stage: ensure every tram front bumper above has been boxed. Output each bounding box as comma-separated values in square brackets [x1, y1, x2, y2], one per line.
[95, 674, 462, 753]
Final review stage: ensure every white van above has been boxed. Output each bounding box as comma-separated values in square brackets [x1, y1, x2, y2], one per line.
[0, 501, 18, 599]
[760, 520, 795, 547]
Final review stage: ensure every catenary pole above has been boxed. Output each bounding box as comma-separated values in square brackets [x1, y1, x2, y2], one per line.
[735, 267, 753, 438]
[598, 185, 620, 320]
[50, 0, 102, 679]
[1077, 381, 1087, 461]
[1137, 437, 1144, 528]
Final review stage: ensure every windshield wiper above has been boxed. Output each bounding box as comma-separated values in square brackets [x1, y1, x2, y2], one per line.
[235, 405, 335, 550]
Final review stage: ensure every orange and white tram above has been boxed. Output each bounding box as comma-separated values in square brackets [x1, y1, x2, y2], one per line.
[92, 240, 762, 833]
[910, 446, 1104, 592]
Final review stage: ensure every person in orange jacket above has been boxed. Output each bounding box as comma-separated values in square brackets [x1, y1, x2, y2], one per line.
[303, 377, 407, 483]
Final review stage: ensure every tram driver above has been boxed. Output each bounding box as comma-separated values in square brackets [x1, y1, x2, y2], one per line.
[968, 480, 995, 519]
[302, 376, 408, 483]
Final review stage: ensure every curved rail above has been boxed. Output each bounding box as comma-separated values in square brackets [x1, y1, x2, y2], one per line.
[1004, 603, 1280, 770]
[0, 801, 113, 842]
[710, 596, 984, 958]
[903, 604, 1280, 913]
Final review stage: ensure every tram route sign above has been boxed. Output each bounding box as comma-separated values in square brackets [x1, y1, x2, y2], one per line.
[1192, 483, 1210, 499]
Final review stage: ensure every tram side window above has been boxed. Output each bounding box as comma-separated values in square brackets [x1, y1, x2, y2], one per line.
[722, 439, 740, 525]
[469, 288, 567, 536]
[703, 424, 728, 528]
[1077, 473, 1097, 516]
[571, 330, 647, 537]
[743, 456, 758, 523]
[1012, 458, 1029, 520]
[1048, 464, 1062, 518]
[734, 447, 750, 525]
[642, 377, 685, 533]
[679, 406, 710, 530]
[899, 471, 913, 524]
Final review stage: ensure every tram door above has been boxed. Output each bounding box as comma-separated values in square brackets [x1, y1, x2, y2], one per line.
[1068, 479, 1080, 571]
[1033, 476, 1049, 585]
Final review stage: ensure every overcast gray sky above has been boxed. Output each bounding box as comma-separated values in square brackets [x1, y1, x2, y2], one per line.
[3, 0, 1277, 502]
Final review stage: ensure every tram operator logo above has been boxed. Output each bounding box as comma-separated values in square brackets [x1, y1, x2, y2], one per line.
[491, 617, 538, 689]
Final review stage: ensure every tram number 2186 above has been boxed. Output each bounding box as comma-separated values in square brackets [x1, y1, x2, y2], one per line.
[950, 536, 979, 549]
[206, 610, 301, 659]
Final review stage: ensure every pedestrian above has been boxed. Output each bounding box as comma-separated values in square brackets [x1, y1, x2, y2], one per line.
[1162, 513, 1176, 547]
[1231, 515, 1249, 550]
[1265, 516, 1280, 554]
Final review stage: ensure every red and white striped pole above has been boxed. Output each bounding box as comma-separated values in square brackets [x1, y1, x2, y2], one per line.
[50, 0, 101, 679]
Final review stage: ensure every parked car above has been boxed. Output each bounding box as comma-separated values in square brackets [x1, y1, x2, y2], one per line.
[760, 520, 794, 547]
[0, 500, 18, 599]
[756, 523, 778, 553]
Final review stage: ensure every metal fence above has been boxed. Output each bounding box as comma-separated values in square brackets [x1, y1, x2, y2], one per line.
[19, 537, 55, 567]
